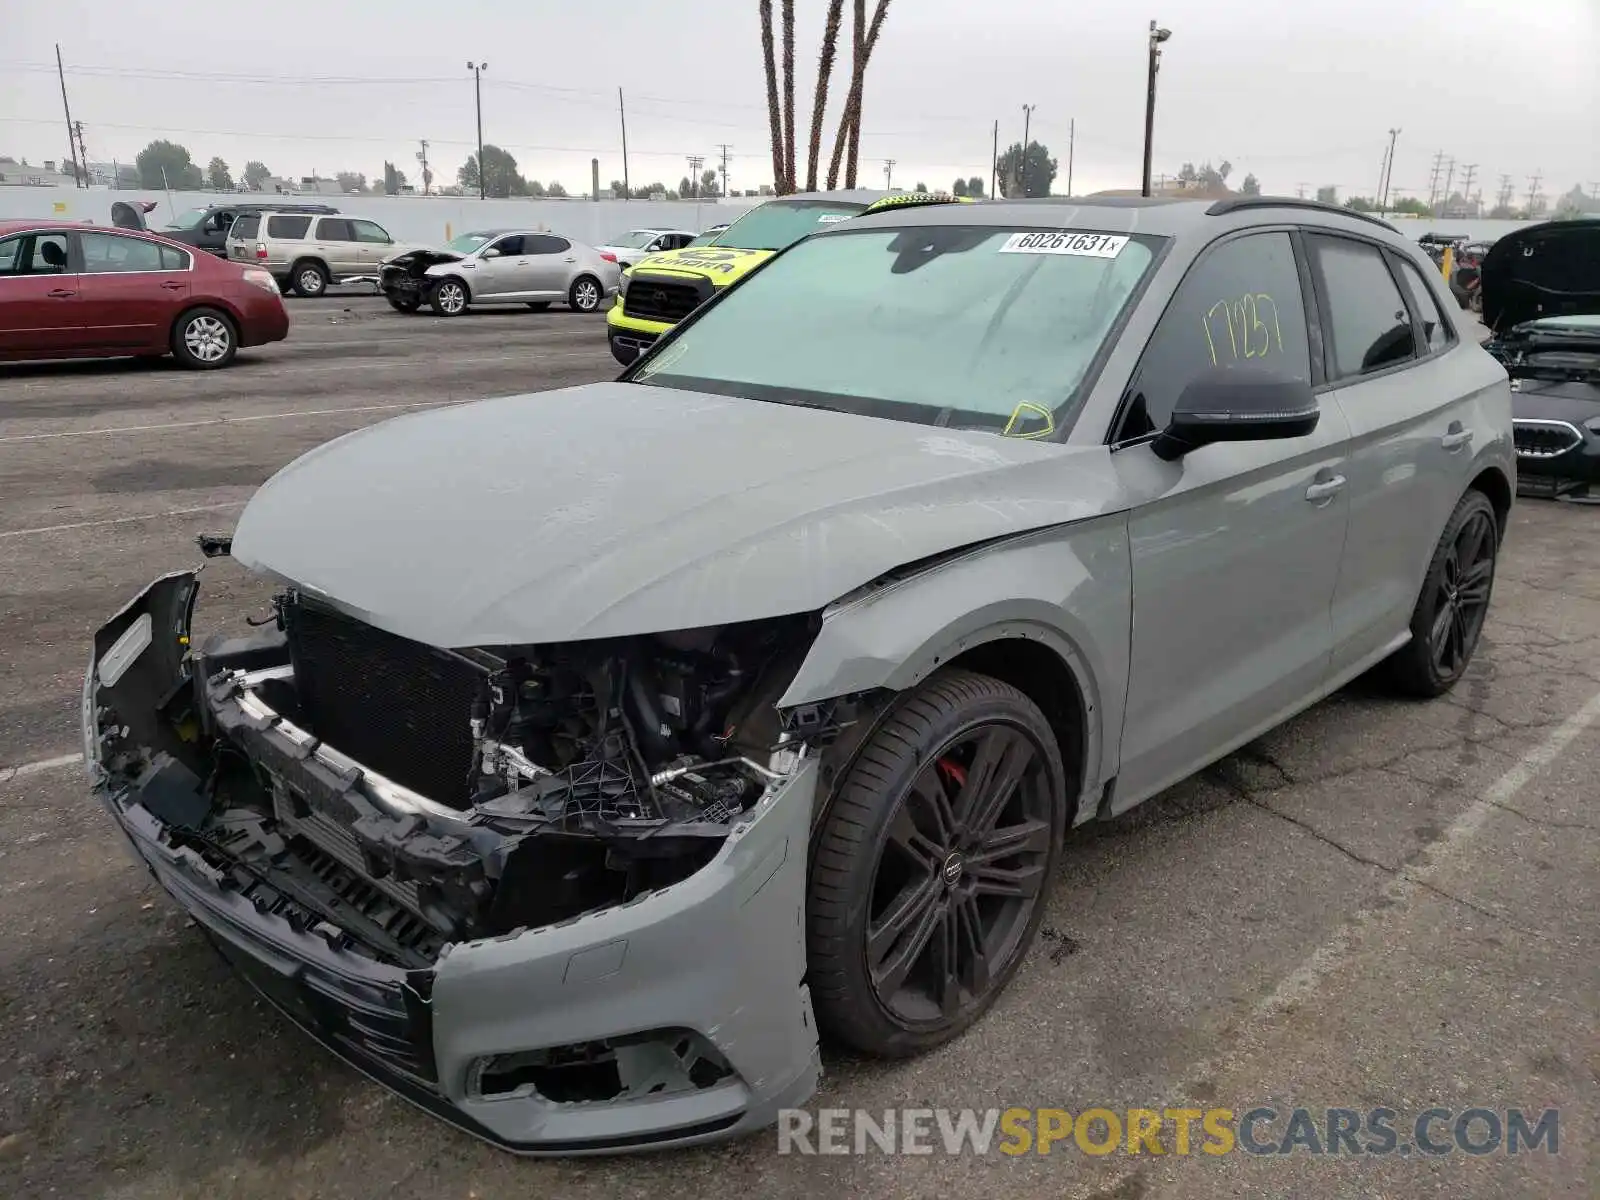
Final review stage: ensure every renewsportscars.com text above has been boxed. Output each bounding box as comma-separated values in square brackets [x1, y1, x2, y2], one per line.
[776, 1106, 1559, 1157]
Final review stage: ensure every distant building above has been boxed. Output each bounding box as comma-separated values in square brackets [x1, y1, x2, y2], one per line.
[0, 156, 76, 187]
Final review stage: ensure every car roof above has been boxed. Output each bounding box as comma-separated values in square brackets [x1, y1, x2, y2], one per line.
[834, 194, 1414, 249]
[0, 219, 172, 242]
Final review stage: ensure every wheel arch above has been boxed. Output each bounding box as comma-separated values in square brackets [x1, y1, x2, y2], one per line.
[431, 272, 472, 301]
[778, 525, 1131, 827]
[1468, 463, 1512, 537]
[289, 255, 330, 280]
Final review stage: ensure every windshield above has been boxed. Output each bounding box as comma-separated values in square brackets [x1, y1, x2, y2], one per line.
[688, 227, 727, 247]
[634, 225, 1162, 435]
[446, 232, 496, 254]
[711, 200, 867, 252]
[164, 207, 209, 231]
[608, 230, 663, 249]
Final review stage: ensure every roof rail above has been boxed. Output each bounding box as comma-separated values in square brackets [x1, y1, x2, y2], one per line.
[1205, 196, 1397, 232]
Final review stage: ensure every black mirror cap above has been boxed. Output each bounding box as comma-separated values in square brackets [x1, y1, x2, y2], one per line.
[1152, 365, 1320, 461]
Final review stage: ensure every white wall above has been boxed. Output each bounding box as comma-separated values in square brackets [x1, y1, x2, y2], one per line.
[0, 186, 760, 247]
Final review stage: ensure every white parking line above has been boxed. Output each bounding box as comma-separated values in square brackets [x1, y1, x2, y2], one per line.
[0, 752, 83, 784]
[0, 502, 245, 540]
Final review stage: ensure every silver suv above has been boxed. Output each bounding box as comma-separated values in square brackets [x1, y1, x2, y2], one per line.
[226, 211, 428, 296]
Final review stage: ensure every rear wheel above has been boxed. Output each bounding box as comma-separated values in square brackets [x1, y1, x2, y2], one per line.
[429, 278, 469, 316]
[386, 294, 421, 313]
[568, 275, 603, 312]
[170, 307, 237, 370]
[807, 669, 1067, 1057]
[1384, 489, 1499, 697]
[290, 260, 328, 298]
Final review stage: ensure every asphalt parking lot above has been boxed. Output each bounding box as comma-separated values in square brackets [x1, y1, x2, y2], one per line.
[1, 297, 1595, 1200]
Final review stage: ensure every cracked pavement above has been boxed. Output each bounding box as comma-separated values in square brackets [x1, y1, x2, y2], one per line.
[1, 298, 1596, 1199]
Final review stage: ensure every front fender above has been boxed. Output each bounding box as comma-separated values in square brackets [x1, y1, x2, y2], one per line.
[777, 517, 1132, 814]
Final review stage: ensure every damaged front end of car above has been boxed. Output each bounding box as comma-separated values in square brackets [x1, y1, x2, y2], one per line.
[379, 249, 465, 306]
[86, 562, 847, 1153]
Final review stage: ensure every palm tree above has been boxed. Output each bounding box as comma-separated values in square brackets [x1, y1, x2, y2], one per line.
[781, 0, 797, 193]
[759, 0, 787, 192]
[827, 0, 891, 189]
[805, 0, 845, 191]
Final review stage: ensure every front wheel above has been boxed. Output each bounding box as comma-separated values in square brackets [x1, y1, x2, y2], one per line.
[170, 307, 237, 370]
[1384, 489, 1499, 697]
[568, 275, 603, 312]
[429, 278, 469, 316]
[807, 669, 1067, 1057]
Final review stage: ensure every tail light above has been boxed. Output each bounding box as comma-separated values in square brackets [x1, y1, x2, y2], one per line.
[255, 242, 268, 260]
[599, 251, 618, 263]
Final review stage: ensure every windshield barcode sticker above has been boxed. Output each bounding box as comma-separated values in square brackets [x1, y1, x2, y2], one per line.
[817, 214, 851, 223]
[1000, 231, 1129, 257]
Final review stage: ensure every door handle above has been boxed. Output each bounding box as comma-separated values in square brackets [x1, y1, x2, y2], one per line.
[564, 256, 576, 262]
[1304, 475, 1347, 503]
[1440, 428, 1474, 451]
[516, 259, 531, 265]
[160, 280, 184, 290]
[47, 288, 76, 298]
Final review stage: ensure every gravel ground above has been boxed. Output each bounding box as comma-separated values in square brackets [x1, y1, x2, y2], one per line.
[0, 298, 1594, 1199]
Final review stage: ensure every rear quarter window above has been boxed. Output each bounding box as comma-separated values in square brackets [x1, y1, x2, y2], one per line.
[268, 214, 312, 239]
[231, 213, 260, 239]
[159, 244, 192, 270]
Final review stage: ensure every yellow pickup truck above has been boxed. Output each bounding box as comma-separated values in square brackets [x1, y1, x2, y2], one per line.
[606, 190, 970, 365]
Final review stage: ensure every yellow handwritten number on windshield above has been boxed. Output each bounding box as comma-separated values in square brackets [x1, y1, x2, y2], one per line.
[1202, 294, 1283, 366]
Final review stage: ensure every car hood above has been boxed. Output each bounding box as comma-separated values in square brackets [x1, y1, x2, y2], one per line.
[626, 245, 774, 287]
[1480, 219, 1600, 332]
[380, 244, 453, 267]
[229, 382, 1122, 648]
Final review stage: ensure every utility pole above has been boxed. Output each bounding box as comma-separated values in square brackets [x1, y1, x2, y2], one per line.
[74, 120, 89, 186]
[1379, 128, 1401, 216]
[466, 62, 487, 200]
[1425, 150, 1445, 209]
[1458, 163, 1478, 215]
[1497, 173, 1515, 213]
[883, 159, 896, 190]
[715, 143, 731, 197]
[686, 154, 704, 197]
[1295, 182, 1309, 199]
[1018, 104, 1035, 199]
[618, 88, 631, 200]
[990, 119, 998, 199]
[1066, 118, 1075, 197]
[1142, 22, 1173, 198]
[416, 139, 431, 195]
[1442, 157, 1456, 209]
[1526, 171, 1543, 215]
[56, 44, 83, 189]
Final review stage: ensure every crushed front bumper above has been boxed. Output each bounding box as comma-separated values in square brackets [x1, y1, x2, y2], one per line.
[85, 573, 822, 1154]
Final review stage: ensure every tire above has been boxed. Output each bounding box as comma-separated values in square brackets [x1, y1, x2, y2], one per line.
[568, 275, 603, 312]
[386, 294, 422, 313]
[1384, 489, 1499, 697]
[525, 301, 552, 312]
[807, 668, 1068, 1057]
[170, 307, 237, 370]
[429, 277, 469, 316]
[290, 260, 328, 298]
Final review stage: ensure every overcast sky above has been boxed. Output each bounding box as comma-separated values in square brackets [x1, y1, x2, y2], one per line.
[7, 0, 1598, 202]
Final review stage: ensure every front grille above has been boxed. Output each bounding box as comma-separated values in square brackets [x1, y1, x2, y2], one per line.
[282, 598, 486, 808]
[1513, 419, 1583, 459]
[623, 278, 707, 323]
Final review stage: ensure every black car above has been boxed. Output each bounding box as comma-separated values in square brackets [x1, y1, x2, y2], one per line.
[1482, 219, 1600, 500]
[138, 201, 340, 257]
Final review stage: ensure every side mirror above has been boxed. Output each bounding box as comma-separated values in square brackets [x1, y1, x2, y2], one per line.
[481, 246, 502, 258]
[1152, 365, 1319, 462]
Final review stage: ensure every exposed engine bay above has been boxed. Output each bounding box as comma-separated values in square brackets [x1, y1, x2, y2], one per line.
[91, 572, 857, 973]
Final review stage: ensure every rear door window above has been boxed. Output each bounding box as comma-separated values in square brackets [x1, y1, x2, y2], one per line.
[1306, 235, 1416, 379]
[315, 217, 353, 241]
[159, 244, 192, 270]
[267, 214, 311, 239]
[525, 235, 571, 254]
[78, 232, 165, 273]
[231, 213, 261, 240]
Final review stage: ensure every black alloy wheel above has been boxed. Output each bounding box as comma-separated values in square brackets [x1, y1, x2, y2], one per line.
[808, 669, 1067, 1056]
[1386, 489, 1499, 696]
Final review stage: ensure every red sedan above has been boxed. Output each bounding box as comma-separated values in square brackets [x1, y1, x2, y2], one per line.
[0, 220, 289, 369]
